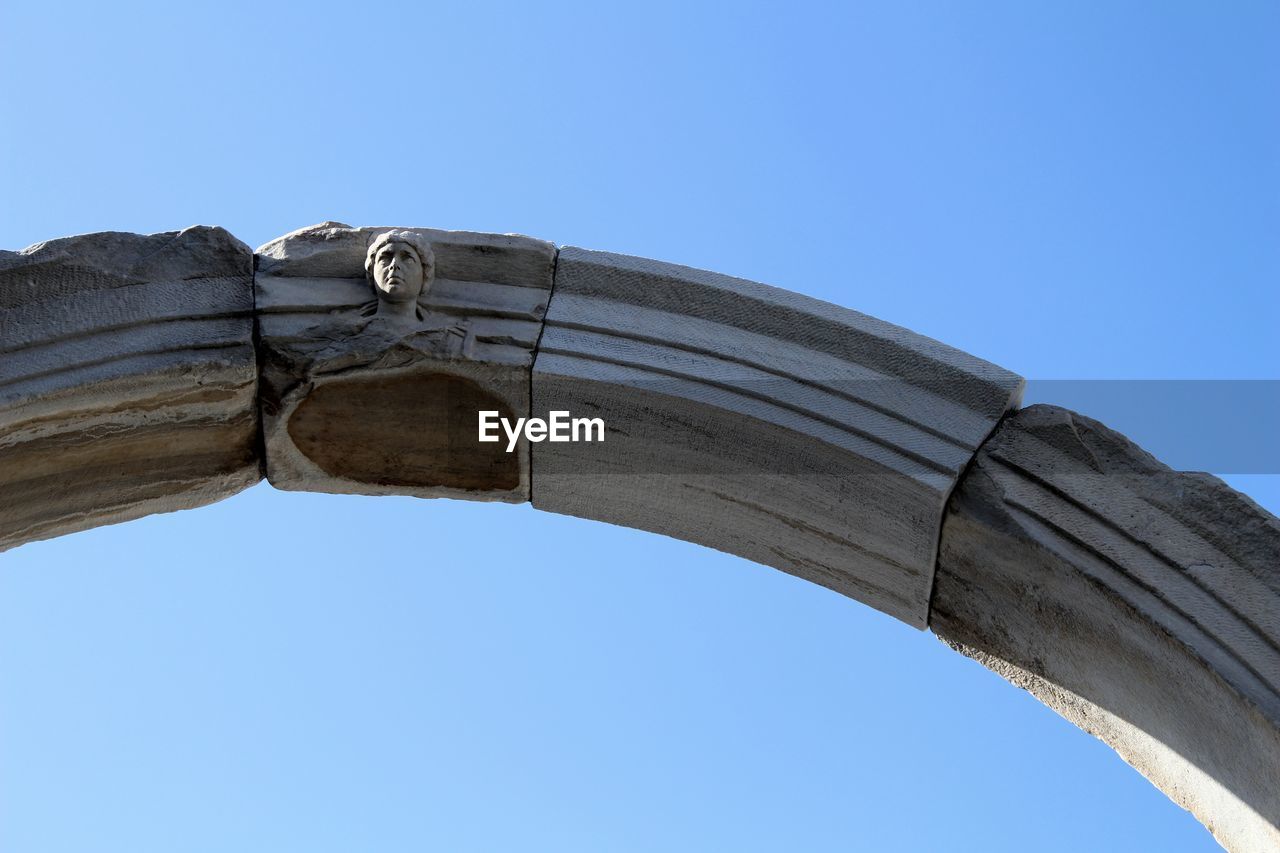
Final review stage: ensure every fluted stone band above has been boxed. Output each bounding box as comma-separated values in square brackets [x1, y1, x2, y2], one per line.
[1, 225, 1275, 851]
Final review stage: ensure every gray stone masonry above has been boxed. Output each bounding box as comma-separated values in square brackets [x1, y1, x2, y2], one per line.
[1, 225, 1275, 850]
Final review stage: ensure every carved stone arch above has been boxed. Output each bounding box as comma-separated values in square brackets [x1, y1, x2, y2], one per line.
[1, 225, 1276, 851]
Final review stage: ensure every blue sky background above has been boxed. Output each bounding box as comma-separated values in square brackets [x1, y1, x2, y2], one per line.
[1, 2, 1276, 851]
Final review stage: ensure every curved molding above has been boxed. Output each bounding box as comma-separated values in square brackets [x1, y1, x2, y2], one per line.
[932, 405, 1280, 852]
[0, 228, 259, 551]
[1, 225, 1275, 850]
[531, 247, 1023, 627]
[254, 222, 556, 503]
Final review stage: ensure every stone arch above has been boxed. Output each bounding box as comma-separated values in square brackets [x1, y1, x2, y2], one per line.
[1, 224, 1275, 851]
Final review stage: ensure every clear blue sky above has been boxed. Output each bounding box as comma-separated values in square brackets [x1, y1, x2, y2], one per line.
[1, 2, 1276, 851]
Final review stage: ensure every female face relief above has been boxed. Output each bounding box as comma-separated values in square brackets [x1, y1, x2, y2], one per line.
[372, 240, 425, 304]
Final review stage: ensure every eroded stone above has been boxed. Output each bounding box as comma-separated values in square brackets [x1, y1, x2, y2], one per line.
[255, 222, 555, 502]
[933, 405, 1280, 852]
[0, 227, 258, 549]
[531, 248, 1024, 627]
[6, 223, 1274, 849]
[287, 372, 519, 491]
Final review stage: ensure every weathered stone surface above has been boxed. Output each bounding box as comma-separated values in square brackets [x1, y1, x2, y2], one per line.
[932, 405, 1280, 852]
[8, 223, 1276, 847]
[255, 222, 555, 502]
[0, 227, 258, 550]
[531, 248, 1024, 627]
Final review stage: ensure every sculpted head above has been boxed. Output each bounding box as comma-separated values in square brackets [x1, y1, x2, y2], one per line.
[364, 230, 435, 318]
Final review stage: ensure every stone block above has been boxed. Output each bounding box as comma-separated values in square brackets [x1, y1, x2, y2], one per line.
[255, 222, 556, 502]
[531, 248, 1023, 627]
[933, 404, 1280, 852]
[0, 227, 258, 549]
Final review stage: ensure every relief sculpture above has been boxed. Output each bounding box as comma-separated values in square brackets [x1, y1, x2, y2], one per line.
[254, 222, 556, 502]
[356, 229, 470, 358]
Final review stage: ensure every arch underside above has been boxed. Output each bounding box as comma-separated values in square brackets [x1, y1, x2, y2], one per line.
[2, 225, 1276, 851]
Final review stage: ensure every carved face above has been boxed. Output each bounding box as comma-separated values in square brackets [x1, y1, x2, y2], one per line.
[371, 240, 426, 304]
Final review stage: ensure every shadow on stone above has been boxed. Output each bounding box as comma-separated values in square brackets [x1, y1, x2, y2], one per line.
[288, 371, 519, 492]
